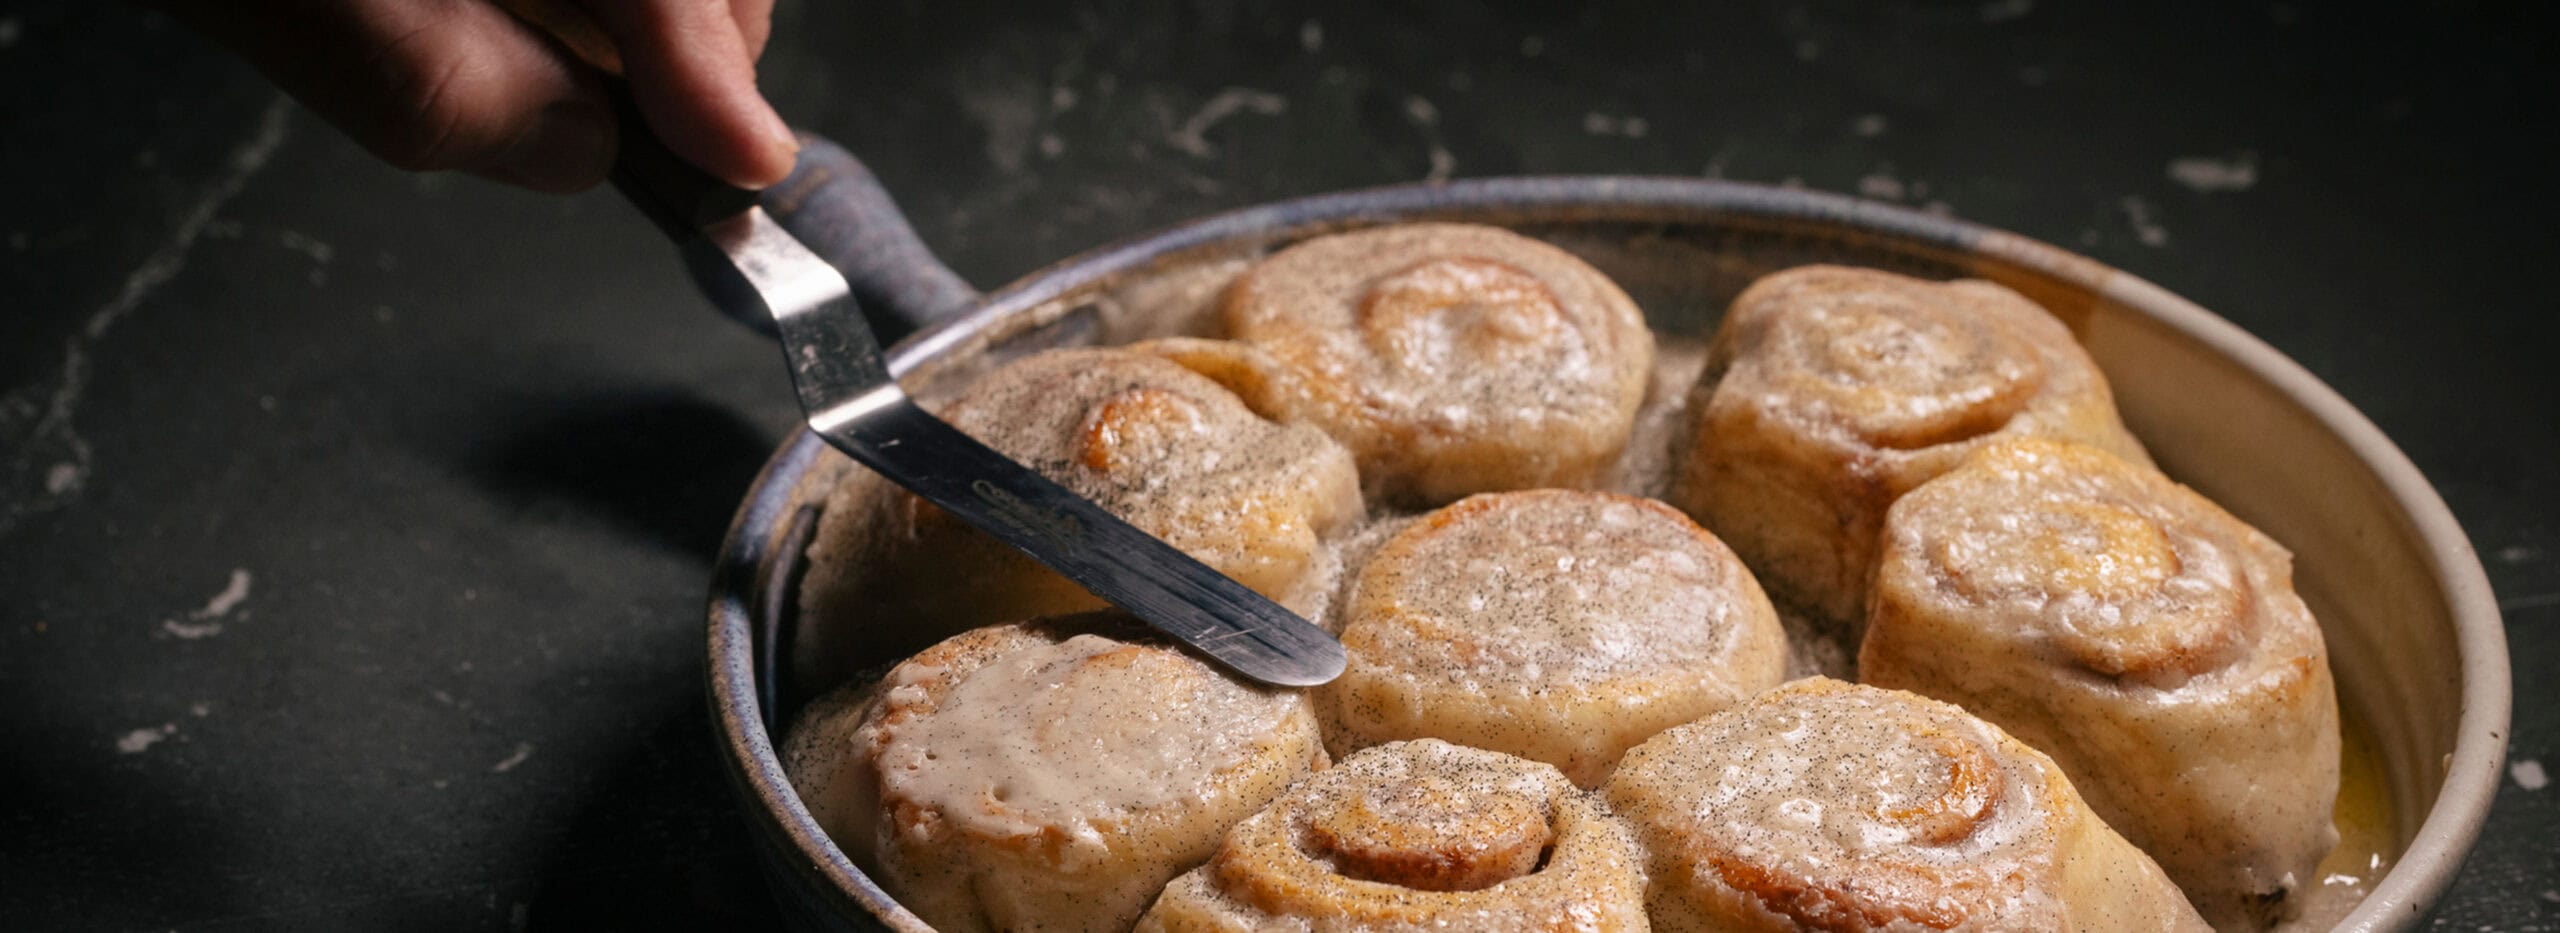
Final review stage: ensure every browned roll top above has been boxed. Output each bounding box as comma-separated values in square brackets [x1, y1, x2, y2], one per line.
[798, 346, 1363, 667]
[1603, 678, 2208, 933]
[1670, 265, 2149, 626]
[1137, 739, 1651, 932]
[782, 618, 1327, 933]
[1323, 489, 1786, 787]
[1862, 439, 2340, 929]
[1210, 222, 1656, 506]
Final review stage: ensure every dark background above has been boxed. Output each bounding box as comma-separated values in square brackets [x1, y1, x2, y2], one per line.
[3, 1, 2552, 929]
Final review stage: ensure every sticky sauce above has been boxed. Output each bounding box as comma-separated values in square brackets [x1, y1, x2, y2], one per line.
[2280, 700, 2395, 932]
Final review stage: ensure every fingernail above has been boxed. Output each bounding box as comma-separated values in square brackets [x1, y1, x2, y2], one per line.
[744, 103, 802, 188]
[490, 102, 616, 193]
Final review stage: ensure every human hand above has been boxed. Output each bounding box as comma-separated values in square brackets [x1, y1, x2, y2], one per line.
[163, 0, 798, 193]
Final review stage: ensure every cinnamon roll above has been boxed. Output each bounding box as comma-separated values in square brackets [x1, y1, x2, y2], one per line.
[1136, 739, 1651, 932]
[1322, 489, 1787, 787]
[1604, 678, 2210, 932]
[1860, 438, 2339, 929]
[1668, 265, 2150, 625]
[1212, 223, 1656, 505]
[781, 618, 1328, 933]
[820, 346, 1363, 636]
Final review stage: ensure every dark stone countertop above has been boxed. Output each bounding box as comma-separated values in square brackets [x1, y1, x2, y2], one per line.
[3, 2, 2551, 929]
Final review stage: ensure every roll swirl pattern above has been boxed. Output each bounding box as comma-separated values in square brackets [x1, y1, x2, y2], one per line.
[1603, 678, 2209, 932]
[1669, 265, 2150, 625]
[1215, 223, 1656, 505]
[814, 346, 1364, 637]
[781, 619, 1328, 933]
[1860, 439, 2339, 929]
[1136, 739, 1652, 932]
[1322, 489, 1788, 787]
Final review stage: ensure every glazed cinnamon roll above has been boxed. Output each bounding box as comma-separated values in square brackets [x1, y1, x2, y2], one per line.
[782, 618, 1328, 933]
[1668, 265, 2150, 625]
[1136, 739, 1651, 932]
[1210, 222, 1656, 505]
[1322, 489, 1788, 787]
[1860, 439, 2340, 929]
[815, 346, 1363, 637]
[1604, 678, 2210, 933]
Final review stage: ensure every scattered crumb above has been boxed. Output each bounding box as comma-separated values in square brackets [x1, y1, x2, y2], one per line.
[2513, 759, 2549, 791]
[1405, 96, 1439, 126]
[117, 724, 176, 754]
[1851, 113, 1888, 137]
[189, 702, 211, 717]
[2497, 590, 2560, 610]
[1049, 86, 1077, 112]
[1037, 133, 1064, 158]
[201, 569, 252, 616]
[1857, 172, 1908, 200]
[1424, 145, 1456, 183]
[1299, 19, 1323, 53]
[1922, 200, 1957, 217]
[491, 742, 535, 774]
[1166, 88, 1288, 158]
[278, 230, 333, 264]
[162, 619, 223, 639]
[2120, 195, 2169, 247]
[2168, 152, 2260, 192]
[1582, 113, 1650, 138]
[953, 75, 1042, 173]
[2496, 545, 2533, 564]
[163, 569, 252, 639]
[45, 462, 82, 495]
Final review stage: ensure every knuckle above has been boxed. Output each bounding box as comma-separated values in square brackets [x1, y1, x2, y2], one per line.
[365, 17, 493, 170]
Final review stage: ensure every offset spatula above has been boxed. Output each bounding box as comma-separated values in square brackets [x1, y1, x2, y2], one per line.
[608, 104, 1346, 688]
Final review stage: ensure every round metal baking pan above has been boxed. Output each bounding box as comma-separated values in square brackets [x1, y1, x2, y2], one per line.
[706, 146, 2510, 932]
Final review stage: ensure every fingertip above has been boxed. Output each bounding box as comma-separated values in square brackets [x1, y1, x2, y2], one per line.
[578, 0, 796, 188]
[648, 89, 796, 190]
[731, 102, 801, 189]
